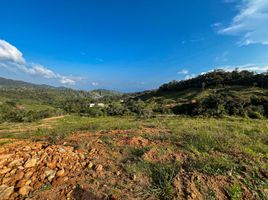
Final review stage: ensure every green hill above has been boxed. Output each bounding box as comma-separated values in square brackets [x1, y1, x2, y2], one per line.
[134, 70, 268, 118]
[0, 77, 123, 122]
[0, 77, 60, 89]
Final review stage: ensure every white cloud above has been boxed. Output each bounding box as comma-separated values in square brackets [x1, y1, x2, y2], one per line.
[215, 63, 268, 72]
[185, 74, 196, 80]
[91, 82, 99, 86]
[218, 0, 268, 45]
[17, 63, 57, 78]
[178, 69, 189, 75]
[0, 39, 78, 85]
[60, 77, 76, 85]
[0, 40, 25, 64]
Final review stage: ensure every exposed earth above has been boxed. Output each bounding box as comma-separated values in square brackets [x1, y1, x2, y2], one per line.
[0, 127, 264, 200]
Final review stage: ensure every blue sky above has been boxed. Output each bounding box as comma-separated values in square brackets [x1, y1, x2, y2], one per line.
[1, 0, 268, 92]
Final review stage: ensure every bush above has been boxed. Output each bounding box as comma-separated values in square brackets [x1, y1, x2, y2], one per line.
[85, 107, 104, 117]
[0, 101, 62, 122]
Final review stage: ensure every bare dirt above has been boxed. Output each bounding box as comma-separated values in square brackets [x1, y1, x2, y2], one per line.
[0, 128, 257, 199]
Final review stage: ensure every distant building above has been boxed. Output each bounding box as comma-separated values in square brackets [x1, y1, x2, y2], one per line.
[89, 103, 105, 108]
[97, 103, 105, 107]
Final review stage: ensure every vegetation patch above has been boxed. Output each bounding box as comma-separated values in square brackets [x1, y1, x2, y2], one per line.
[149, 162, 180, 200]
[226, 183, 243, 200]
[188, 154, 237, 175]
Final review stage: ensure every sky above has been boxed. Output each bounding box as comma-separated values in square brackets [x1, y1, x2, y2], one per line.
[1, 0, 268, 92]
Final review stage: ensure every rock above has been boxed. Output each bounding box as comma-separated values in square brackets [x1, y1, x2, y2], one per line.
[0, 185, 8, 193]
[2, 177, 11, 184]
[95, 164, 103, 172]
[44, 170, 56, 182]
[24, 171, 33, 179]
[0, 168, 11, 174]
[89, 148, 96, 155]
[131, 174, 137, 181]
[33, 181, 43, 190]
[0, 159, 8, 166]
[0, 185, 14, 199]
[81, 162, 87, 167]
[116, 171, 121, 176]
[0, 154, 13, 160]
[23, 146, 31, 151]
[40, 153, 48, 162]
[79, 154, 85, 160]
[87, 162, 94, 169]
[24, 158, 37, 168]
[47, 162, 57, 169]
[58, 148, 66, 153]
[16, 179, 28, 188]
[8, 158, 23, 167]
[18, 186, 32, 196]
[56, 169, 65, 177]
[25, 180, 31, 186]
[48, 174, 55, 182]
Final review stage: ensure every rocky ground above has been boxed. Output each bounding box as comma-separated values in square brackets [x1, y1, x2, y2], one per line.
[0, 128, 265, 199]
[0, 141, 95, 199]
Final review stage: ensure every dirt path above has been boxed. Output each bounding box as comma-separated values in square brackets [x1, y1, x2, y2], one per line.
[0, 115, 66, 134]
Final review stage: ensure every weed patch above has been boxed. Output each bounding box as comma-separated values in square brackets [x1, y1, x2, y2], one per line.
[226, 183, 242, 200]
[149, 162, 180, 200]
[189, 154, 237, 175]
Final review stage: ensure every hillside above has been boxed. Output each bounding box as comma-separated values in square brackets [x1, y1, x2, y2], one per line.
[133, 70, 268, 118]
[0, 77, 123, 122]
[0, 77, 123, 104]
[136, 70, 268, 100]
[0, 77, 60, 90]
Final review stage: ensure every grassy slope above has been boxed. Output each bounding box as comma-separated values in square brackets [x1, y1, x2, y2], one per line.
[0, 115, 267, 199]
[138, 86, 268, 106]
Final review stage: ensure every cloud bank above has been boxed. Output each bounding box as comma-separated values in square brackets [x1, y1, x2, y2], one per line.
[0, 39, 77, 85]
[177, 69, 189, 75]
[218, 0, 268, 45]
[216, 64, 268, 72]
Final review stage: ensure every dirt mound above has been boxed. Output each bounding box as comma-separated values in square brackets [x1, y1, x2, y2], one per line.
[117, 136, 149, 147]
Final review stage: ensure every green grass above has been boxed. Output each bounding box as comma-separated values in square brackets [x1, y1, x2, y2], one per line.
[189, 154, 238, 175]
[122, 146, 180, 200]
[149, 162, 180, 200]
[0, 115, 146, 140]
[226, 183, 243, 200]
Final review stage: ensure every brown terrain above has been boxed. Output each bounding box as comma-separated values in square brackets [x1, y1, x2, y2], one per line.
[0, 127, 257, 200]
